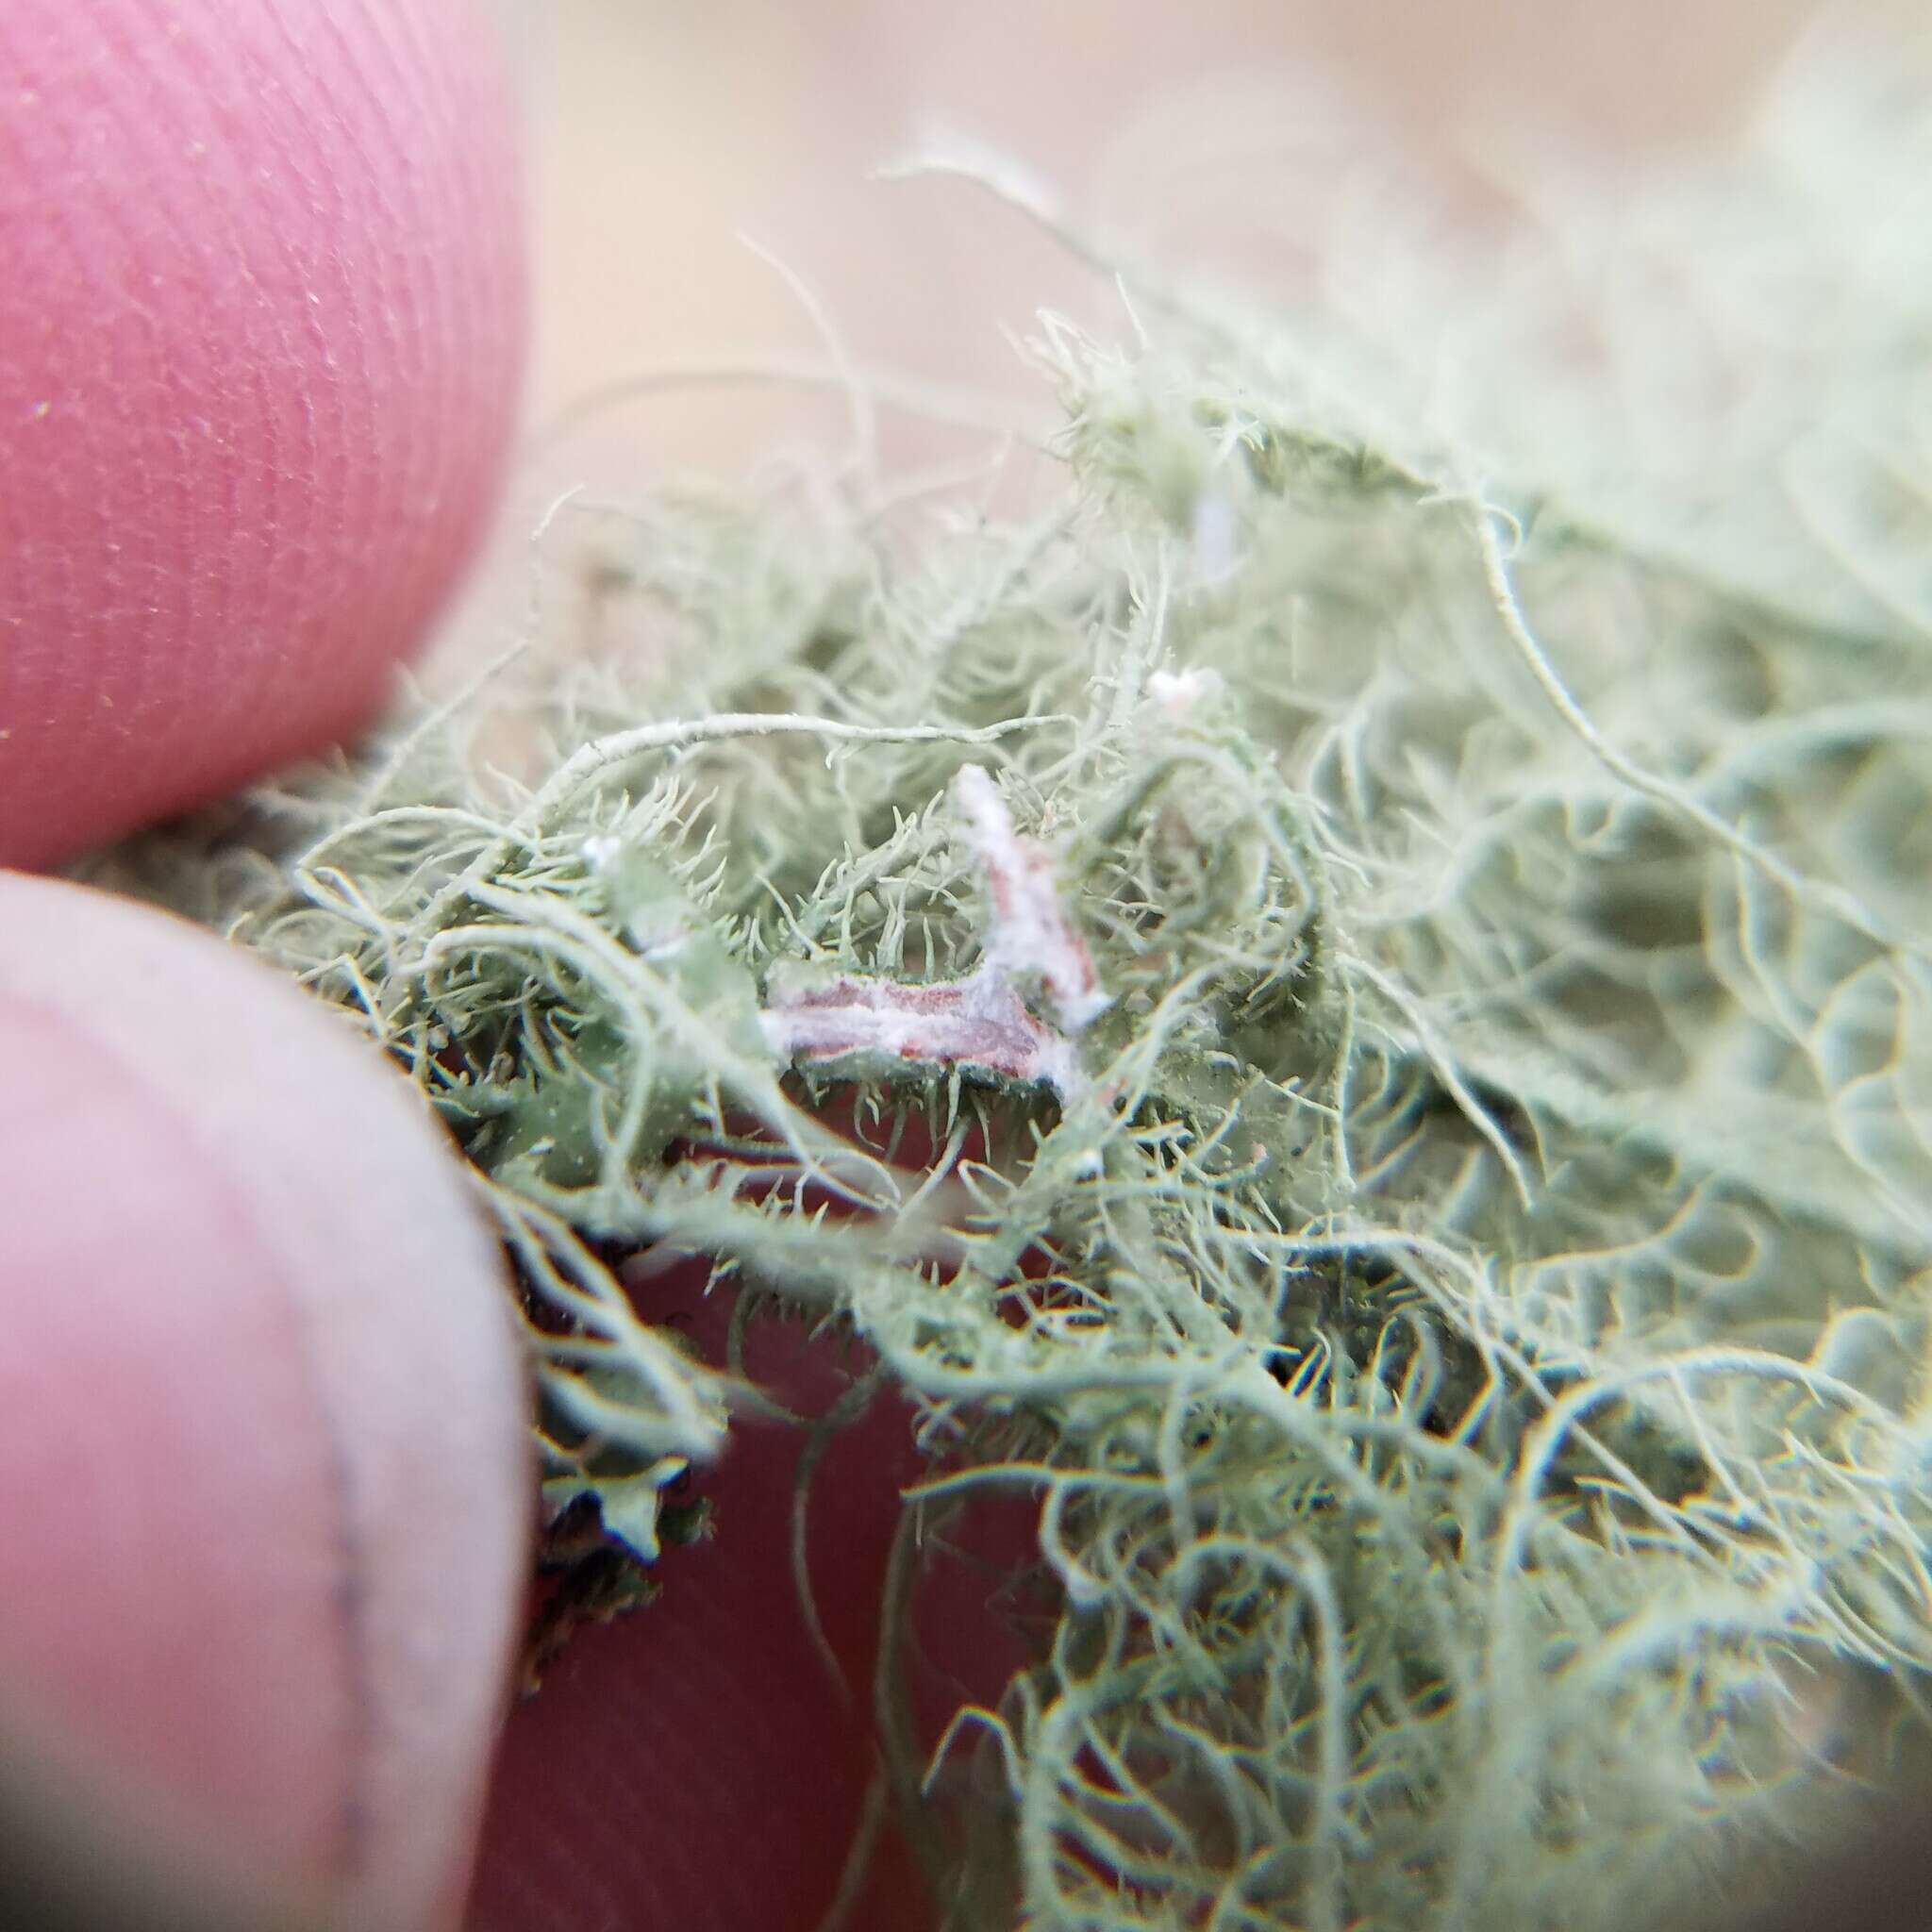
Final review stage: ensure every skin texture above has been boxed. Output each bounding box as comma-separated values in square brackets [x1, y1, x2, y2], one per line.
[0, 0, 525, 867]
[0, 2, 535, 1925]
[467, 1285, 1036, 1932]
[0, 874, 531, 1929]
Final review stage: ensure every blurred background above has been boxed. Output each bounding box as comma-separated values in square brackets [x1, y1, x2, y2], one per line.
[441, 0, 1923, 685]
[521, 0, 1885, 426]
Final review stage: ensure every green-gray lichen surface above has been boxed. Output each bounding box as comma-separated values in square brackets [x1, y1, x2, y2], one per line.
[93, 46, 1932, 1932]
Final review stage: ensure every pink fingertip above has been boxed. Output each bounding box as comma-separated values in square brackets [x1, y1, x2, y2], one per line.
[0, 0, 528, 867]
[0, 873, 531, 1927]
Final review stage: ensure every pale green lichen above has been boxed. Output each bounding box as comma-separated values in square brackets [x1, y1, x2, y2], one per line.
[92, 36, 1932, 1932]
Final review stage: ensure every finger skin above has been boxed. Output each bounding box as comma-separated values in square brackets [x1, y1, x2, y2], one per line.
[466, 1282, 1039, 1932]
[0, 0, 527, 868]
[469, 1311, 927, 1932]
[0, 871, 531, 1928]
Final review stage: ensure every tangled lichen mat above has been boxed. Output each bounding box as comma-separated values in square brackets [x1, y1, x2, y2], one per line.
[96, 44, 1932, 1932]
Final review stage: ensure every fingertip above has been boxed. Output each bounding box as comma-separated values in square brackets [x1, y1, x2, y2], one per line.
[0, 0, 528, 868]
[0, 872, 530, 1927]
[467, 1290, 1039, 1932]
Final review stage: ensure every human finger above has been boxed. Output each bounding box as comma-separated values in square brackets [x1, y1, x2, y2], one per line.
[0, 870, 530, 1928]
[0, 0, 526, 869]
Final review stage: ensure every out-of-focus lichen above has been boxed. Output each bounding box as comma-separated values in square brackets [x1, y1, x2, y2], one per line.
[92, 35, 1932, 1932]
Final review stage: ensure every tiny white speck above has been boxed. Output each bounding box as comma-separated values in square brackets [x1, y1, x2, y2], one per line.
[1147, 667, 1225, 719]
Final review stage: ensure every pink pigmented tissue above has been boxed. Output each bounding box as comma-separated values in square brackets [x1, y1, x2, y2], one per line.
[759, 963, 1084, 1097]
[757, 769, 1111, 1100]
[953, 764, 1110, 1031]
[0, 0, 528, 868]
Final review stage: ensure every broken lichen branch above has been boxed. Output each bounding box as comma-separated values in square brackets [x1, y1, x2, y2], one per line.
[759, 764, 1108, 1099]
[952, 764, 1109, 1032]
[760, 962, 1082, 1098]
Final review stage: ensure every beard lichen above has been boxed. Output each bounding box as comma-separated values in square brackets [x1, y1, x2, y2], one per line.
[90, 42, 1932, 1932]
